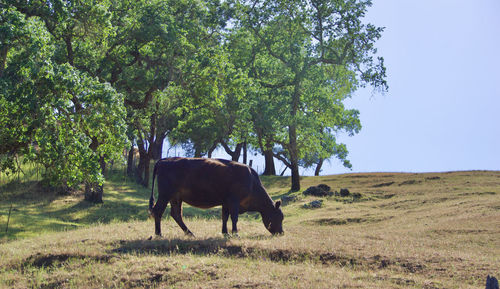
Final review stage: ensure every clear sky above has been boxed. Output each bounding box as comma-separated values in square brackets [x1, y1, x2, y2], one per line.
[320, 0, 500, 174]
[170, 1, 500, 175]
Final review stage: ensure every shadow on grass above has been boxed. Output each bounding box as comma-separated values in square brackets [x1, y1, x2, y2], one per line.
[0, 180, 57, 203]
[273, 190, 300, 201]
[259, 175, 306, 199]
[112, 236, 359, 267]
[48, 199, 149, 224]
[0, 168, 294, 240]
[0, 170, 155, 239]
[0, 227, 23, 242]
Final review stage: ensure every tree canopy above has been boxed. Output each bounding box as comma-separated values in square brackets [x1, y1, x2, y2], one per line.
[1, 0, 387, 195]
[1, 7, 127, 192]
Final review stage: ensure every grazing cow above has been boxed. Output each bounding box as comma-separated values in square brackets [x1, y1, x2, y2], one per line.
[149, 157, 284, 236]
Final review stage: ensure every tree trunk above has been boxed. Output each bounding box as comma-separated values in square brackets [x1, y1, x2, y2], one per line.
[99, 155, 106, 177]
[221, 141, 243, 162]
[152, 137, 164, 160]
[85, 137, 104, 203]
[280, 166, 288, 176]
[207, 142, 218, 158]
[194, 147, 202, 158]
[314, 159, 324, 176]
[0, 46, 8, 77]
[136, 151, 151, 187]
[262, 150, 276, 176]
[242, 141, 247, 164]
[134, 111, 157, 187]
[84, 182, 103, 203]
[136, 138, 149, 186]
[289, 82, 301, 191]
[65, 35, 74, 65]
[232, 143, 242, 161]
[136, 155, 144, 184]
[127, 145, 135, 178]
[144, 112, 155, 186]
[290, 159, 300, 191]
[143, 156, 151, 188]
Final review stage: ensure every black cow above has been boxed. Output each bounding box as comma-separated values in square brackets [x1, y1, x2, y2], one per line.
[149, 157, 284, 236]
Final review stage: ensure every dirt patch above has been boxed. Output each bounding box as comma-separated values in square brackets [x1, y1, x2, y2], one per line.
[372, 182, 395, 188]
[428, 197, 452, 203]
[118, 271, 168, 288]
[459, 191, 496, 196]
[369, 255, 426, 273]
[426, 176, 441, 180]
[114, 238, 362, 268]
[422, 281, 442, 289]
[390, 277, 417, 286]
[115, 238, 429, 275]
[398, 261, 424, 273]
[309, 217, 370, 226]
[21, 252, 114, 270]
[232, 281, 272, 288]
[399, 180, 421, 186]
[433, 229, 489, 235]
[344, 175, 371, 179]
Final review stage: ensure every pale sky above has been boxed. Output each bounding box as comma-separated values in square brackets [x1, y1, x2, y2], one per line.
[324, 0, 500, 174]
[169, 0, 500, 175]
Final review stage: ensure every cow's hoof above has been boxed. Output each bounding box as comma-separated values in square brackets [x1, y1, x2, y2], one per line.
[185, 231, 195, 237]
[147, 236, 153, 240]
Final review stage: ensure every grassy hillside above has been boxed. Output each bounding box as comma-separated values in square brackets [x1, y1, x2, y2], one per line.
[0, 170, 499, 288]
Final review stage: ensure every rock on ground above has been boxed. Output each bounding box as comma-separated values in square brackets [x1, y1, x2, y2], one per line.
[302, 200, 323, 209]
[303, 184, 333, 197]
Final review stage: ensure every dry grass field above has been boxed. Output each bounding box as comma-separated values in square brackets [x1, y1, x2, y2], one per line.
[0, 170, 499, 288]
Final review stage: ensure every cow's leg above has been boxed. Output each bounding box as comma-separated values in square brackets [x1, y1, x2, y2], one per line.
[229, 201, 239, 234]
[221, 205, 229, 235]
[152, 196, 170, 236]
[170, 199, 194, 236]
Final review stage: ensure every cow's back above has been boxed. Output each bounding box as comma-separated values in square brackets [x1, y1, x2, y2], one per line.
[155, 158, 254, 208]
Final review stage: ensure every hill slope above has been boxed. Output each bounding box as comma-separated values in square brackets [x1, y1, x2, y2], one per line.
[1, 171, 499, 288]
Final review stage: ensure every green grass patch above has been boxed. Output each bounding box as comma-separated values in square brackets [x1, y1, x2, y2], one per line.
[1, 169, 499, 288]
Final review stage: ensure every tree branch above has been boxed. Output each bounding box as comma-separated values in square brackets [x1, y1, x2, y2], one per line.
[124, 85, 158, 109]
[248, 25, 290, 68]
[273, 151, 291, 168]
[220, 140, 235, 156]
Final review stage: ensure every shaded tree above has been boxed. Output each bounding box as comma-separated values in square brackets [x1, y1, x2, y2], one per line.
[235, 0, 387, 191]
[0, 7, 127, 200]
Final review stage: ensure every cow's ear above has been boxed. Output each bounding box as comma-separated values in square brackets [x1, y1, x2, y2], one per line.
[275, 200, 281, 209]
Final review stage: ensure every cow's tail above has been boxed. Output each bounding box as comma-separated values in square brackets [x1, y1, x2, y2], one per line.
[149, 161, 158, 217]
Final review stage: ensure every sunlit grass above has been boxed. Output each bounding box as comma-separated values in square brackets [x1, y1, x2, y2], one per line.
[0, 169, 499, 288]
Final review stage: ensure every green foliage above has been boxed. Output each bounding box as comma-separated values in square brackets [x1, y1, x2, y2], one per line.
[30, 64, 127, 187]
[0, 6, 127, 188]
[2, 0, 387, 193]
[230, 0, 386, 189]
[170, 47, 254, 156]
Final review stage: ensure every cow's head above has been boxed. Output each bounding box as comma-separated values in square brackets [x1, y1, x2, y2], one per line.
[263, 200, 284, 235]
